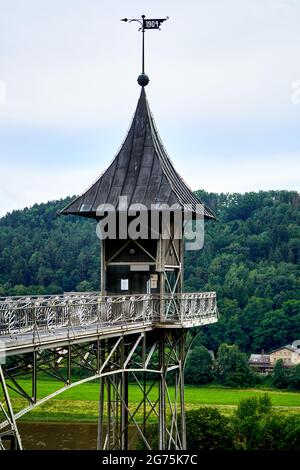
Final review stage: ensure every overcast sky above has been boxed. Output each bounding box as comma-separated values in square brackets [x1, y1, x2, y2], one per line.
[0, 0, 300, 216]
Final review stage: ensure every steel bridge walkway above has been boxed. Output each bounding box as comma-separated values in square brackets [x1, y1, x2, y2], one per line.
[0, 291, 218, 450]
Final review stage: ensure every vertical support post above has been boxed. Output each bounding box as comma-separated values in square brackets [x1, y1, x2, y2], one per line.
[160, 273, 165, 322]
[67, 344, 71, 385]
[106, 376, 111, 448]
[159, 332, 166, 450]
[179, 332, 187, 450]
[32, 350, 37, 403]
[179, 237, 184, 322]
[100, 239, 106, 296]
[0, 365, 23, 450]
[141, 15, 145, 74]
[143, 334, 147, 448]
[121, 372, 128, 449]
[112, 374, 117, 448]
[179, 237, 184, 293]
[159, 235, 165, 322]
[97, 339, 104, 450]
[97, 376, 105, 450]
[121, 339, 128, 450]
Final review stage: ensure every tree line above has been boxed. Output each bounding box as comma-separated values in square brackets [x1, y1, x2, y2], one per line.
[141, 394, 300, 450]
[0, 190, 299, 354]
[185, 343, 300, 391]
[185, 394, 300, 450]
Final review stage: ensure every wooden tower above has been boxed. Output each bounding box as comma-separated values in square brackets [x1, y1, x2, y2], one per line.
[60, 88, 216, 307]
[59, 16, 217, 449]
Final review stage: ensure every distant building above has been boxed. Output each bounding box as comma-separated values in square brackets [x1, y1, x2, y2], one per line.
[269, 344, 300, 367]
[249, 340, 300, 372]
[249, 354, 271, 373]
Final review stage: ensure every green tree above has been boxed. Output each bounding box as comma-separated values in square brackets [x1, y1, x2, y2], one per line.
[215, 343, 255, 387]
[288, 364, 300, 391]
[281, 414, 300, 449]
[252, 309, 290, 351]
[185, 346, 213, 385]
[271, 359, 288, 389]
[185, 408, 235, 450]
[232, 394, 284, 450]
[76, 280, 94, 292]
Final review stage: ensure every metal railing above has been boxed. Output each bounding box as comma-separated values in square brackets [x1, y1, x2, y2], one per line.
[0, 291, 218, 339]
[164, 292, 218, 323]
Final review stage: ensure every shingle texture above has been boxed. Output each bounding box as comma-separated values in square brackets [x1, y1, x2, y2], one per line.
[60, 88, 216, 220]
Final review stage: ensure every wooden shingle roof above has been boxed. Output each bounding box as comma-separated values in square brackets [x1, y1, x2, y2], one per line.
[60, 88, 216, 220]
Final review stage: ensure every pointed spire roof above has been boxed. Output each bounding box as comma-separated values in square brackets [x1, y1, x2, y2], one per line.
[60, 88, 216, 220]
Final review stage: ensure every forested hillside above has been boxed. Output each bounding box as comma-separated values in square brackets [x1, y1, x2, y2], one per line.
[188, 190, 300, 353]
[1, 190, 299, 353]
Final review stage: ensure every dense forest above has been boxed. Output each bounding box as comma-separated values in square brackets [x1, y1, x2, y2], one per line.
[0, 190, 299, 354]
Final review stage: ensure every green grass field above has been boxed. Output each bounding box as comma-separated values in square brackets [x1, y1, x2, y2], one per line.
[2, 379, 300, 422]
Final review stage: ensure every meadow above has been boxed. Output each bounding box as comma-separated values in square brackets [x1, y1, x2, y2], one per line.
[2, 379, 300, 423]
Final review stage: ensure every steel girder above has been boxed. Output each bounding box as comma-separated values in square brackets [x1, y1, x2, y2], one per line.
[0, 329, 188, 450]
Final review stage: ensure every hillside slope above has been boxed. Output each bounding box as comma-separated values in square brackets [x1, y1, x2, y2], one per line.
[1, 190, 299, 352]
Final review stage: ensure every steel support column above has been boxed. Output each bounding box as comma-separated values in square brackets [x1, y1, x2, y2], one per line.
[0, 365, 22, 450]
[158, 332, 166, 450]
[121, 341, 128, 450]
[0, 312, 218, 451]
[179, 331, 187, 449]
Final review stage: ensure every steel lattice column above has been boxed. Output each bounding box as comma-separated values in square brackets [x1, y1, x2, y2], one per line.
[0, 365, 22, 450]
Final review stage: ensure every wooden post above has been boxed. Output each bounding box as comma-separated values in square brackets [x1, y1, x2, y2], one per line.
[159, 235, 165, 322]
[100, 240, 106, 295]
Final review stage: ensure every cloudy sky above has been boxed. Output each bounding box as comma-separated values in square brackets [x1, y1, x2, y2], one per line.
[0, 0, 300, 216]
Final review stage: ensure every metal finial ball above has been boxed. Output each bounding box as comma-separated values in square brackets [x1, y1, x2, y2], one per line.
[137, 74, 149, 87]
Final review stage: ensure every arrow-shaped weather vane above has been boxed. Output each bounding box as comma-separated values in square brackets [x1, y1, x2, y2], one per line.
[121, 15, 169, 86]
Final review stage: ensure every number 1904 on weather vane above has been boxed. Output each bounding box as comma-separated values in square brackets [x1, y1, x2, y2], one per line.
[121, 14, 169, 86]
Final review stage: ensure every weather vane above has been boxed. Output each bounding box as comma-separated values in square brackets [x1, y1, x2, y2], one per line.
[121, 15, 169, 87]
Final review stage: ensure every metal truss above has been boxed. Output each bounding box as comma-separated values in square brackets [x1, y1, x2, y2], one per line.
[0, 365, 22, 450]
[0, 291, 218, 450]
[0, 329, 189, 450]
